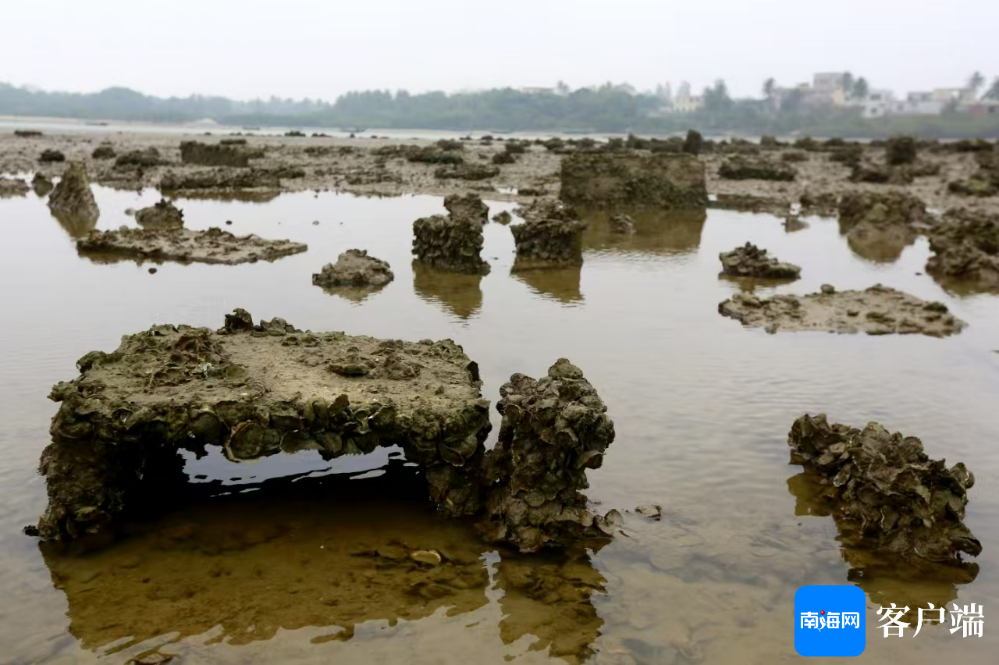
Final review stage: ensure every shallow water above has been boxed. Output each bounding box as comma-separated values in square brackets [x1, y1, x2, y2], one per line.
[0, 182, 997, 664]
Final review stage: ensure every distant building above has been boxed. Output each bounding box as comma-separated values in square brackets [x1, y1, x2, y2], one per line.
[966, 101, 999, 116]
[854, 89, 895, 118]
[519, 87, 555, 95]
[813, 72, 848, 94]
[673, 82, 703, 113]
[895, 92, 945, 115]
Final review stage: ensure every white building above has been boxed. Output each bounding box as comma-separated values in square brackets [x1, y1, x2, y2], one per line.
[851, 89, 895, 118]
[895, 92, 945, 115]
[672, 82, 703, 113]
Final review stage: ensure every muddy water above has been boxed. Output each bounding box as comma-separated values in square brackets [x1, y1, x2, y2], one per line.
[0, 182, 997, 664]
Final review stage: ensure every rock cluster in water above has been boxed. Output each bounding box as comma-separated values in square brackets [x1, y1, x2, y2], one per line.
[77, 227, 307, 266]
[560, 152, 707, 209]
[481, 359, 618, 552]
[34, 312, 622, 555]
[788, 413, 980, 563]
[412, 195, 489, 274]
[719, 242, 801, 279]
[926, 208, 999, 290]
[312, 249, 394, 287]
[718, 284, 966, 337]
[510, 198, 586, 270]
[135, 198, 184, 228]
[837, 191, 934, 261]
[179, 140, 263, 167]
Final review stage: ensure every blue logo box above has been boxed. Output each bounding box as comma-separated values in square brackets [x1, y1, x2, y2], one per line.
[795, 585, 866, 657]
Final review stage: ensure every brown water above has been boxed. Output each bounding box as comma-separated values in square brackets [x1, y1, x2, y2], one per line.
[0, 182, 997, 664]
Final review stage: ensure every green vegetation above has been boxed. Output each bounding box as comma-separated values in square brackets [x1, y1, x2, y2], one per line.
[2, 81, 999, 138]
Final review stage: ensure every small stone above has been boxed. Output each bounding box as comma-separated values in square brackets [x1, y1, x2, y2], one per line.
[821, 284, 835, 294]
[148, 268, 157, 274]
[634, 504, 662, 519]
[225, 220, 233, 225]
[410, 549, 442, 566]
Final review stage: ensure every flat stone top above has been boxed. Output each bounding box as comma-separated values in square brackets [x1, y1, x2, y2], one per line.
[77, 227, 307, 266]
[53, 313, 485, 419]
[718, 285, 966, 337]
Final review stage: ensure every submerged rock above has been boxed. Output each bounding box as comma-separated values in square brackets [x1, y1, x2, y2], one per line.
[135, 199, 184, 228]
[0, 176, 29, 198]
[32, 172, 53, 196]
[48, 162, 99, 222]
[837, 191, 934, 262]
[77, 227, 307, 266]
[718, 157, 796, 181]
[413, 201, 489, 274]
[312, 249, 394, 288]
[560, 152, 707, 209]
[719, 285, 966, 337]
[788, 413, 980, 562]
[492, 211, 512, 225]
[609, 213, 636, 234]
[719, 243, 801, 279]
[926, 208, 999, 290]
[481, 359, 617, 552]
[510, 198, 586, 270]
[35, 310, 491, 540]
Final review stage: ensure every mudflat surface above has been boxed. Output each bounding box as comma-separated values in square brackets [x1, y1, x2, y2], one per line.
[1, 155, 998, 664]
[3, 130, 998, 217]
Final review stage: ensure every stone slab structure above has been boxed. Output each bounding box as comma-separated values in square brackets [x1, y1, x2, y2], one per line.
[560, 152, 707, 209]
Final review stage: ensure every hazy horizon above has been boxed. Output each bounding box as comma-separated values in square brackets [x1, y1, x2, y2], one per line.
[1, 0, 996, 102]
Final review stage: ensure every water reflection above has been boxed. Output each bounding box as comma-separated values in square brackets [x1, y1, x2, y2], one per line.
[512, 265, 583, 304]
[412, 261, 483, 319]
[38, 461, 607, 664]
[51, 211, 99, 239]
[787, 470, 978, 608]
[166, 190, 282, 204]
[580, 209, 707, 256]
[317, 284, 389, 304]
[838, 219, 914, 263]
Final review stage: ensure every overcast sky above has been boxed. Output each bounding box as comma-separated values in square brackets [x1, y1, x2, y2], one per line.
[1, 0, 995, 100]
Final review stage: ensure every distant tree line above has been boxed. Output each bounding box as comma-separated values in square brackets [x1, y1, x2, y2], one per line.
[2, 80, 998, 138]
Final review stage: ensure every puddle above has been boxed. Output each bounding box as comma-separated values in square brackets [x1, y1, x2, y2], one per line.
[0, 183, 997, 663]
